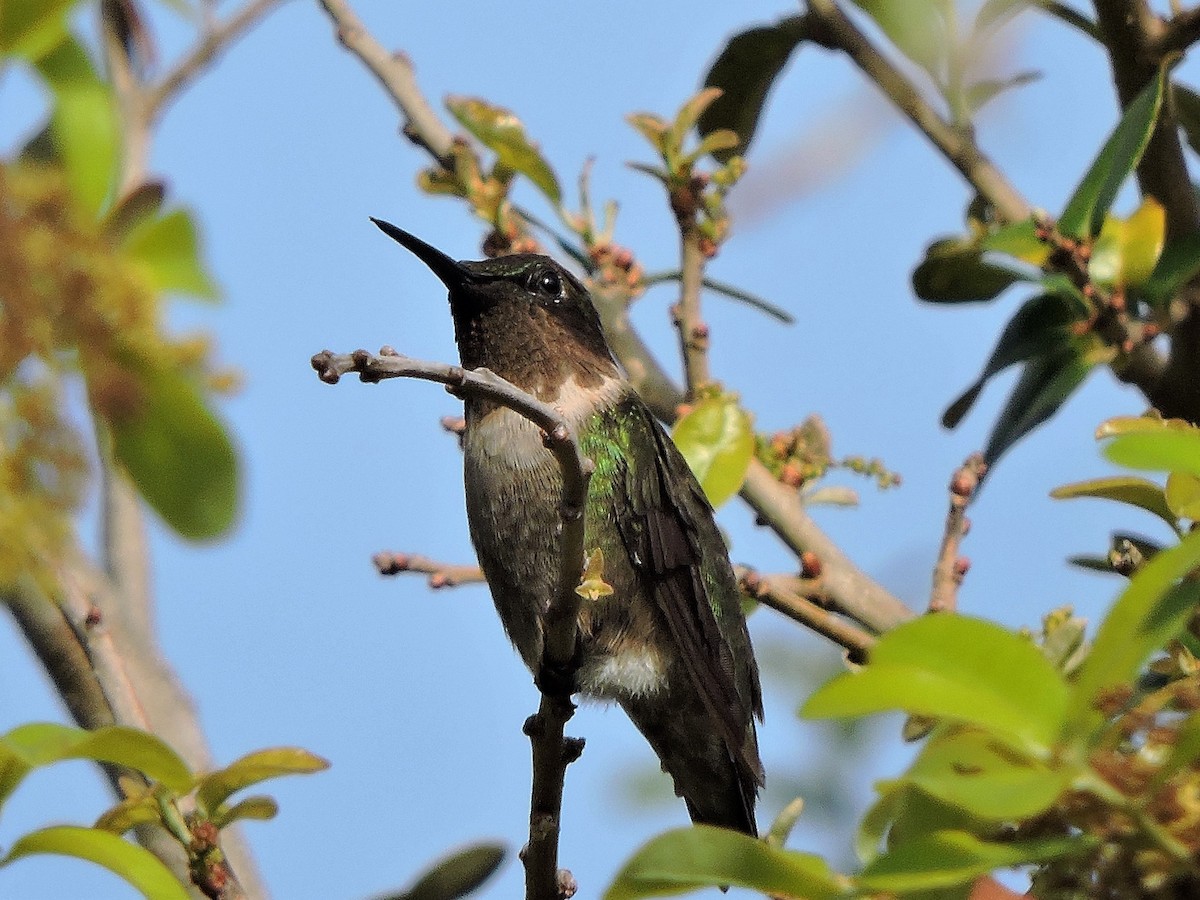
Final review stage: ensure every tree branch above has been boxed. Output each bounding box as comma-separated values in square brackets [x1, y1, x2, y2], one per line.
[738, 568, 874, 662]
[1150, 6, 1200, 55]
[929, 454, 987, 613]
[675, 226, 711, 396]
[804, 0, 1032, 224]
[311, 347, 591, 900]
[373, 552, 485, 587]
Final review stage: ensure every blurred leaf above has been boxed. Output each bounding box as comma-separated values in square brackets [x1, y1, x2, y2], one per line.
[1050, 475, 1178, 532]
[667, 87, 723, 167]
[912, 238, 1030, 303]
[1096, 414, 1194, 437]
[0, 826, 190, 900]
[105, 363, 239, 540]
[120, 208, 220, 300]
[804, 486, 859, 507]
[1027, 1, 1101, 40]
[803, 615, 1070, 754]
[980, 218, 1050, 266]
[858, 830, 1086, 892]
[94, 795, 161, 834]
[194, 747, 328, 814]
[1068, 527, 1200, 738]
[849, 0, 948, 82]
[943, 292, 1078, 428]
[672, 394, 754, 508]
[103, 181, 166, 244]
[1172, 82, 1200, 159]
[765, 797, 806, 849]
[605, 826, 845, 900]
[965, 71, 1041, 115]
[212, 795, 278, 829]
[881, 784, 990, 856]
[0, 723, 193, 804]
[697, 16, 810, 161]
[0, 0, 76, 57]
[1150, 712, 1200, 790]
[1058, 63, 1167, 239]
[983, 344, 1097, 467]
[1142, 229, 1200, 308]
[1105, 427, 1200, 478]
[33, 36, 120, 218]
[383, 843, 506, 900]
[446, 96, 561, 205]
[1165, 472, 1200, 520]
[904, 728, 1067, 820]
[626, 114, 670, 155]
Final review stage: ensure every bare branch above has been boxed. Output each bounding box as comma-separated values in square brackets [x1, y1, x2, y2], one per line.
[312, 346, 591, 900]
[315, 0, 455, 161]
[805, 0, 1032, 224]
[738, 569, 874, 662]
[373, 552, 485, 587]
[675, 228, 711, 396]
[929, 454, 987, 614]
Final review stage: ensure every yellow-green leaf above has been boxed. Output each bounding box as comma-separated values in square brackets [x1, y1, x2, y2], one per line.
[120, 208, 220, 300]
[1050, 475, 1178, 532]
[446, 96, 561, 205]
[1165, 472, 1200, 520]
[671, 394, 753, 508]
[194, 747, 328, 815]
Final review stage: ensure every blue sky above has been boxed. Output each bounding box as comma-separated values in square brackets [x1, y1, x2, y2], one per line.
[2, 1, 1193, 897]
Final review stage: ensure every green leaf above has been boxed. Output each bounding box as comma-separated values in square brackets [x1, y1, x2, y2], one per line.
[1050, 475, 1178, 533]
[1058, 63, 1167, 239]
[849, 0, 949, 82]
[1150, 712, 1200, 790]
[912, 238, 1030, 303]
[1142, 229, 1200, 308]
[983, 344, 1096, 467]
[94, 795, 162, 834]
[1088, 200, 1166, 288]
[0, 723, 193, 800]
[105, 363, 239, 540]
[104, 181, 167, 244]
[605, 826, 846, 900]
[388, 843, 506, 900]
[446, 96, 561, 205]
[980, 218, 1051, 266]
[1165, 472, 1200, 520]
[858, 830, 1086, 892]
[0, 0, 77, 57]
[697, 16, 810, 161]
[0, 826, 190, 900]
[667, 87, 724, 167]
[802, 615, 1070, 754]
[33, 36, 120, 218]
[904, 727, 1068, 820]
[672, 394, 754, 508]
[212, 796, 279, 829]
[1105, 427, 1200, 478]
[194, 747, 329, 815]
[120, 208, 220, 300]
[1171, 82, 1200, 159]
[1068, 528, 1200, 738]
[942, 292, 1078, 428]
[964, 71, 1042, 115]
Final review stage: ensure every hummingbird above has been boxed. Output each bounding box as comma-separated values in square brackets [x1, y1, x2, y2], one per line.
[373, 218, 764, 834]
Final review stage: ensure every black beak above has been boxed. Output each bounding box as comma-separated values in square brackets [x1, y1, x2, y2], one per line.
[370, 217, 471, 290]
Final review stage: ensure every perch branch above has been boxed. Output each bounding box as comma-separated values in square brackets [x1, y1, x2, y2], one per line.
[929, 454, 987, 614]
[373, 552, 485, 587]
[738, 568, 874, 662]
[674, 225, 711, 396]
[312, 347, 591, 900]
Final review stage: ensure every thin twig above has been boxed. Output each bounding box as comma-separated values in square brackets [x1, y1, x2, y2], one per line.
[315, 0, 455, 161]
[373, 552, 485, 587]
[144, 0, 286, 123]
[675, 227, 711, 395]
[1151, 6, 1200, 54]
[312, 347, 591, 900]
[738, 569, 874, 663]
[929, 454, 987, 614]
[805, 0, 1032, 224]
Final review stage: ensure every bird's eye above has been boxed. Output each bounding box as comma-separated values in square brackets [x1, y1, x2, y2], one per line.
[531, 267, 562, 299]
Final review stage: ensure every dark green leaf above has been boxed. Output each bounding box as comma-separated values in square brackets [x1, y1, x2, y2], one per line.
[194, 747, 328, 814]
[0, 826, 190, 900]
[1058, 63, 1167, 239]
[605, 826, 845, 900]
[33, 36, 120, 218]
[904, 728, 1067, 820]
[672, 394, 754, 508]
[0, 0, 77, 58]
[120, 208, 220, 300]
[1171, 83, 1200, 159]
[912, 238, 1030, 303]
[1068, 528, 1200, 739]
[1028, 1, 1100, 40]
[1050, 475, 1178, 533]
[858, 830, 1086, 892]
[105, 363, 239, 540]
[446, 96, 561, 205]
[802, 615, 1070, 754]
[983, 344, 1096, 467]
[943, 292, 1077, 428]
[104, 181, 166, 244]
[1142, 229, 1200, 308]
[388, 843, 506, 900]
[697, 16, 810, 161]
